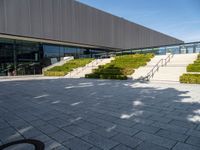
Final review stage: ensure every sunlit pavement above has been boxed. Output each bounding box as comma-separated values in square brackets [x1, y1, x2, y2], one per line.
[0, 78, 200, 150]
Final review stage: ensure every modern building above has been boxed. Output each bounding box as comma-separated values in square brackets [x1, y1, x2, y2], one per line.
[0, 0, 184, 76]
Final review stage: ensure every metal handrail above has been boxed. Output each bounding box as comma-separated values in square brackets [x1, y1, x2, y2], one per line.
[163, 53, 174, 66]
[144, 59, 164, 81]
[69, 59, 103, 78]
[144, 53, 174, 81]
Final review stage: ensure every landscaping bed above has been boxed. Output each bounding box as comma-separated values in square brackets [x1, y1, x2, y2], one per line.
[85, 53, 154, 80]
[44, 58, 94, 76]
[180, 74, 200, 84]
[180, 54, 200, 84]
[187, 54, 200, 72]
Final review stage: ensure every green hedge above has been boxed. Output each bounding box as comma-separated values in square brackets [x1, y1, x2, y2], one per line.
[44, 58, 93, 76]
[44, 71, 66, 76]
[198, 54, 200, 59]
[187, 64, 200, 72]
[194, 59, 200, 64]
[187, 54, 200, 72]
[85, 74, 127, 80]
[85, 53, 154, 80]
[180, 74, 200, 84]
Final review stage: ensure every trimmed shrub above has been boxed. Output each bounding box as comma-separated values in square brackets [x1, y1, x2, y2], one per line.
[198, 54, 200, 59]
[85, 74, 100, 79]
[99, 74, 127, 80]
[187, 64, 200, 72]
[44, 71, 66, 76]
[180, 74, 200, 84]
[85, 74, 127, 80]
[186, 54, 200, 72]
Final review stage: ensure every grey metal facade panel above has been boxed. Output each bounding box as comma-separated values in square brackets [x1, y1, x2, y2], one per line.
[52, 0, 62, 40]
[42, 0, 54, 39]
[4, 0, 19, 35]
[30, 0, 43, 37]
[0, 0, 183, 50]
[0, 0, 5, 32]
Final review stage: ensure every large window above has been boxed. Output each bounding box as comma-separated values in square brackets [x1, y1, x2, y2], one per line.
[196, 44, 200, 53]
[0, 38, 107, 76]
[43, 45, 61, 67]
[0, 38, 42, 76]
[0, 39, 14, 76]
[16, 41, 41, 75]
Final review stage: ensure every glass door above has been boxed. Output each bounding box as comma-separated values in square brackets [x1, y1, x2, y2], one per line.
[16, 41, 41, 75]
[0, 42, 15, 76]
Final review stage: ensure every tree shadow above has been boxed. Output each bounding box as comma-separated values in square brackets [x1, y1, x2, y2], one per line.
[0, 78, 200, 149]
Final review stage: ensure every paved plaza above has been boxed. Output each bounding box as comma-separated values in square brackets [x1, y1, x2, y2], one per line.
[0, 79, 200, 150]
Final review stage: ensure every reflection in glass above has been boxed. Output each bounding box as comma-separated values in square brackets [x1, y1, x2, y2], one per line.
[1, 37, 199, 76]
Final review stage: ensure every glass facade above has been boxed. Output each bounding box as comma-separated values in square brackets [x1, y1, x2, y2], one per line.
[0, 38, 42, 76]
[0, 37, 199, 76]
[116, 42, 200, 56]
[0, 37, 105, 76]
[42, 44, 105, 67]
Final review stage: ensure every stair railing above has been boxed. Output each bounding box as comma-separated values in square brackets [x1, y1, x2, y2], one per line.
[69, 59, 103, 78]
[144, 59, 164, 81]
[144, 53, 174, 81]
[164, 53, 174, 66]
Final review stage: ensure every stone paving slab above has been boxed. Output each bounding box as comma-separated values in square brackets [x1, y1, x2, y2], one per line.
[155, 129, 188, 142]
[136, 141, 169, 150]
[92, 127, 118, 138]
[81, 133, 119, 150]
[48, 129, 74, 143]
[169, 120, 198, 129]
[151, 122, 188, 134]
[134, 131, 176, 149]
[63, 137, 93, 150]
[112, 144, 133, 150]
[111, 133, 142, 148]
[132, 123, 160, 134]
[186, 136, 200, 147]
[0, 79, 199, 150]
[172, 142, 200, 150]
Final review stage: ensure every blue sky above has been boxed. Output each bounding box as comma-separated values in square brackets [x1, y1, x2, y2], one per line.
[78, 0, 200, 42]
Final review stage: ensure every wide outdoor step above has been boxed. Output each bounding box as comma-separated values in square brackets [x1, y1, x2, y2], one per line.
[151, 53, 198, 82]
[132, 55, 168, 79]
[151, 67, 187, 81]
[132, 53, 198, 81]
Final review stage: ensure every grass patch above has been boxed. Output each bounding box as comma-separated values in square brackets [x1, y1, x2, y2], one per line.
[44, 58, 94, 76]
[85, 53, 154, 80]
[180, 74, 200, 84]
[187, 54, 200, 72]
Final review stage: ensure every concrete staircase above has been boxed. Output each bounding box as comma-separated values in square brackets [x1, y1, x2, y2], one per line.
[65, 58, 114, 78]
[151, 53, 198, 82]
[132, 53, 198, 82]
[132, 55, 168, 80]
